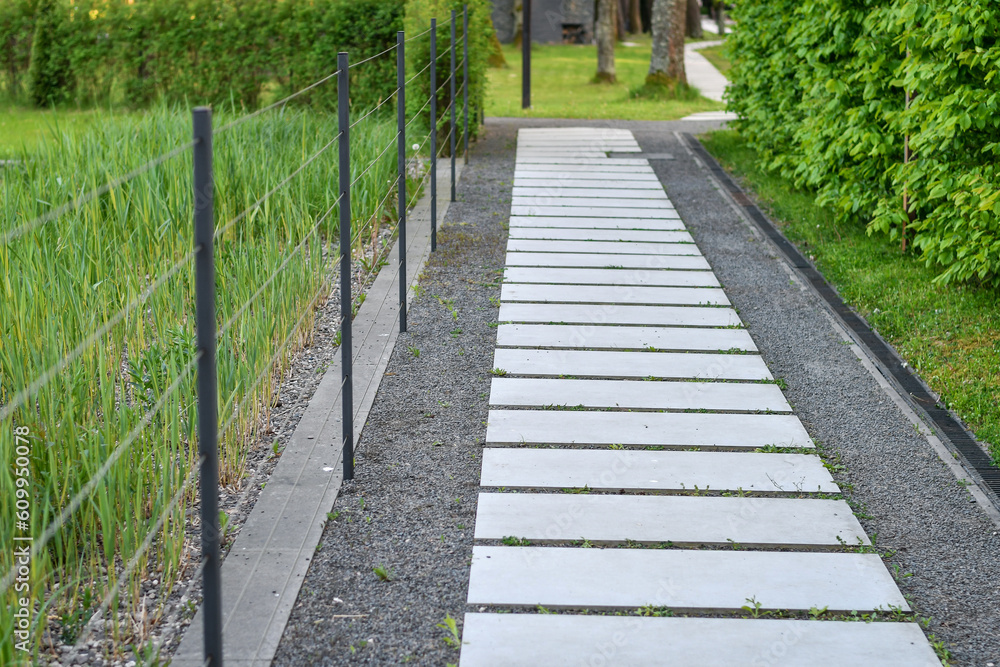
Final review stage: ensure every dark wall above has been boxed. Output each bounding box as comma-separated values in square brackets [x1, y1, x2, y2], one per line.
[492, 0, 594, 44]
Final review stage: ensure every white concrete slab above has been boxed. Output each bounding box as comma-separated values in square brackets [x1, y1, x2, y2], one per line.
[502, 267, 718, 287]
[500, 284, 727, 306]
[459, 614, 940, 666]
[511, 206, 681, 219]
[467, 547, 907, 612]
[515, 157, 650, 166]
[504, 253, 710, 269]
[515, 151, 607, 158]
[517, 139, 639, 145]
[519, 128, 633, 136]
[514, 170, 663, 180]
[495, 324, 755, 351]
[508, 216, 685, 230]
[512, 187, 670, 200]
[498, 303, 738, 326]
[492, 349, 771, 381]
[507, 228, 693, 243]
[507, 240, 698, 256]
[474, 494, 868, 547]
[486, 410, 813, 448]
[513, 177, 664, 190]
[479, 448, 838, 493]
[511, 196, 674, 210]
[489, 378, 789, 412]
[517, 137, 639, 143]
[516, 146, 640, 152]
[515, 168, 660, 180]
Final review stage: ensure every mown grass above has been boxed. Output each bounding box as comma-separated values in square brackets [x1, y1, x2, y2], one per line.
[486, 35, 723, 120]
[0, 105, 406, 661]
[702, 129, 1000, 465]
[697, 41, 731, 76]
[0, 105, 118, 154]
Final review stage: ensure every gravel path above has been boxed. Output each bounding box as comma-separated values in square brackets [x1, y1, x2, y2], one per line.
[272, 125, 514, 665]
[273, 118, 999, 666]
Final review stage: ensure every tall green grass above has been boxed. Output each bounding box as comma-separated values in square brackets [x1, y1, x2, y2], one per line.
[0, 105, 401, 661]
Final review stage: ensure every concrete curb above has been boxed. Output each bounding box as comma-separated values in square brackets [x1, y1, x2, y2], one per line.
[172, 158, 463, 666]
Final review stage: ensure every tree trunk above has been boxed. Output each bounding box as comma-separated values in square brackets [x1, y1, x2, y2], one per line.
[685, 0, 702, 37]
[715, 1, 725, 36]
[616, 0, 626, 41]
[629, 0, 644, 34]
[669, 0, 687, 82]
[648, 0, 670, 76]
[595, 0, 617, 83]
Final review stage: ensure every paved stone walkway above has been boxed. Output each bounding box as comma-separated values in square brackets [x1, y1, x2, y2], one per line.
[458, 128, 940, 665]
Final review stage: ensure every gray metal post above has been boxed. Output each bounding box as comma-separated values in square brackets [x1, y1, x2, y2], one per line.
[463, 5, 469, 165]
[450, 10, 457, 202]
[430, 18, 437, 252]
[192, 106, 222, 667]
[337, 53, 354, 481]
[397, 31, 407, 333]
[522, 0, 531, 108]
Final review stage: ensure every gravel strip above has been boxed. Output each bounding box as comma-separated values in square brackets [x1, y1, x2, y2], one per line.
[272, 127, 513, 665]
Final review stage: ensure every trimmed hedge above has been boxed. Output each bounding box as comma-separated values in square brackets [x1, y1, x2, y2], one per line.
[405, 0, 492, 144]
[728, 0, 1000, 285]
[9, 0, 404, 111]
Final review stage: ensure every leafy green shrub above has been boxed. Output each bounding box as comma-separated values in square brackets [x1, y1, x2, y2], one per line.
[9, 0, 404, 111]
[26, 0, 73, 106]
[404, 0, 493, 148]
[728, 0, 1000, 285]
[0, 0, 36, 100]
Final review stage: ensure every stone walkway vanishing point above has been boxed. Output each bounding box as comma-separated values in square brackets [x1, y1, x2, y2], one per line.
[457, 128, 940, 665]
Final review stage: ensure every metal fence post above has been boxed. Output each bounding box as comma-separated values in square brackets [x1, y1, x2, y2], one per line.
[337, 53, 354, 481]
[397, 31, 407, 333]
[430, 18, 437, 252]
[522, 0, 531, 108]
[463, 5, 469, 165]
[450, 10, 457, 202]
[192, 106, 222, 667]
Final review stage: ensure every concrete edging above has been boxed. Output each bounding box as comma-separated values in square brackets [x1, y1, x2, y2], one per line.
[172, 158, 463, 666]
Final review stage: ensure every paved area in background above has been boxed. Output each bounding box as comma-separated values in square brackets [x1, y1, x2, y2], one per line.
[457, 127, 939, 665]
[684, 40, 730, 105]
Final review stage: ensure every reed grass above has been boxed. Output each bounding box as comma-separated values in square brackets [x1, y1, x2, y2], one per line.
[0, 104, 402, 662]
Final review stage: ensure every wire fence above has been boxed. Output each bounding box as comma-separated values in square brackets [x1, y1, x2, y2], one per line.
[1, 6, 476, 666]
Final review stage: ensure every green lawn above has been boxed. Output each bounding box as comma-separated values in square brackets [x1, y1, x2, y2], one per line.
[486, 37, 724, 120]
[0, 105, 117, 156]
[698, 42, 731, 76]
[702, 130, 1000, 464]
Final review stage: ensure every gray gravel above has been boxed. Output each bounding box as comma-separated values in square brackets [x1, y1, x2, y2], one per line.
[272, 117, 1000, 666]
[272, 126, 514, 665]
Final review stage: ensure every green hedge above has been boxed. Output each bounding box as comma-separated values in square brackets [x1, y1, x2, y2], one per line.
[9, 0, 404, 110]
[727, 0, 1000, 285]
[405, 0, 492, 146]
[7, 0, 496, 143]
[0, 0, 37, 100]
